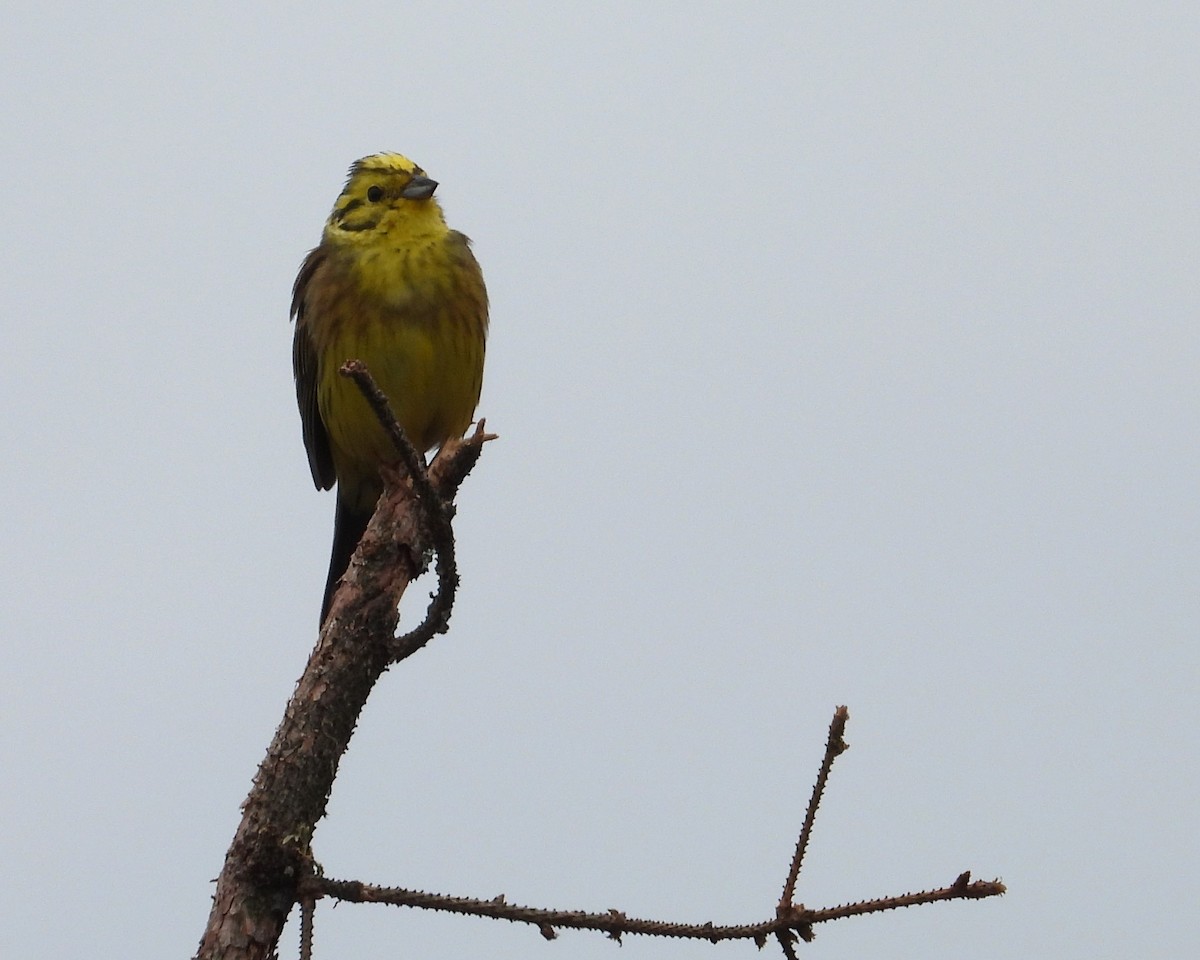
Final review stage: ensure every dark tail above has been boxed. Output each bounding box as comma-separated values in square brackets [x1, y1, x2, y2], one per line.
[320, 494, 372, 625]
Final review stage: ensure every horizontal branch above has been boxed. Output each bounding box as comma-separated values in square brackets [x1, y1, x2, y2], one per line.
[299, 873, 1005, 945]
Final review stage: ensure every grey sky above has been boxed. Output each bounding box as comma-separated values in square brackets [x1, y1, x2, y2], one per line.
[2, 2, 1196, 957]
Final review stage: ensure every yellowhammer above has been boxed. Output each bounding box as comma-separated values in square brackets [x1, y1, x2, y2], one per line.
[292, 153, 488, 624]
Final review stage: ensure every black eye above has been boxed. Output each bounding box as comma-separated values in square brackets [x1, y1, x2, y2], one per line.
[366, 185, 383, 202]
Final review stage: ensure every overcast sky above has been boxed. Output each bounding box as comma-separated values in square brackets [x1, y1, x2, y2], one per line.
[2, 2, 1196, 958]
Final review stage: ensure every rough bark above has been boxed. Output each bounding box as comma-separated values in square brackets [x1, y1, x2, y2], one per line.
[195, 434, 486, 960]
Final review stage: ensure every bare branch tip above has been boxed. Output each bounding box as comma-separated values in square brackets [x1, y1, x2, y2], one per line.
[830, 705, 850, 741]
[467, 418, 498, 445]
[968, 877, 1007, 899]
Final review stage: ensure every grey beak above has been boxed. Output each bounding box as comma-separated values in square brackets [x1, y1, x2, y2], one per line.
[401, 175, 438, 200]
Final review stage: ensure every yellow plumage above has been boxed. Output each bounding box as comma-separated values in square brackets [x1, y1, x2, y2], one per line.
[292, 153, 487, 623]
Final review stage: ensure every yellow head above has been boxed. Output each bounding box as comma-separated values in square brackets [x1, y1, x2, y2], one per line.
[322, 152, 448, 245]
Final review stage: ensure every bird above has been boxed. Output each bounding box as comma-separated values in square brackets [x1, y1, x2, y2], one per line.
[291, 153, 488, 624]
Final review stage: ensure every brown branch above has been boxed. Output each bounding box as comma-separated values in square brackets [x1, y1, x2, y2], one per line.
[297, 872, 1004, 945]
[338, 361, 496, 661]
[299, 896, 314, 960]
[776, 929, 802, 960]
[194, 374, 493, 960]
[779, 705, 849, 909]
[804, 872, 1006, 924]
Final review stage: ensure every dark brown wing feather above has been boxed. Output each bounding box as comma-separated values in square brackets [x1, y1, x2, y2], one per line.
[291, 246, 336, 490]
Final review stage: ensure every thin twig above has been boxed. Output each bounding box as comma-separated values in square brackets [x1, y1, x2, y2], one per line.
[779, 705, 849, 908]
[340, 360, 435, 501]
[299, 896, 314, 960]
[390, 423, 493, 662]
[339, 361, 494, 662]
[804, 873, 1005, 924]
[297, 874, 1004, 944]
[775, 929, 801, 960]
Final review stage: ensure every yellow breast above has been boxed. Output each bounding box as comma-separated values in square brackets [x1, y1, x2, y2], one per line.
[306, 231, 487, 504]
